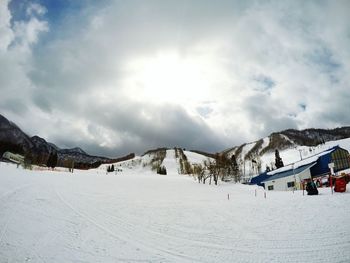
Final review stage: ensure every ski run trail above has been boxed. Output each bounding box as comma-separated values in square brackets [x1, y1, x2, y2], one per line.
[0, 161, 349, 263]
[162, 150, 179, 175]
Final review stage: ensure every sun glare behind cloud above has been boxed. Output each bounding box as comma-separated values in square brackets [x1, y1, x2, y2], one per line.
[123, 51, 213, 105]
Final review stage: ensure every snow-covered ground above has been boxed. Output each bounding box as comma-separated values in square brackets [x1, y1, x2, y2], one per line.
[0, 162, 350, 263]
[184, 150, 212, 165]
[162, 150, 179, 175]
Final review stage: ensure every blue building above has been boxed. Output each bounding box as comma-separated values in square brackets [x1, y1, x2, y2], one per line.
[251, 146, 350, 190]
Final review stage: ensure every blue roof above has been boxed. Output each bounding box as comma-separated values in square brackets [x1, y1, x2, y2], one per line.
[250, 172, 269, 186]
[262, 163, 316, 183]
[251, 145, 349, 185]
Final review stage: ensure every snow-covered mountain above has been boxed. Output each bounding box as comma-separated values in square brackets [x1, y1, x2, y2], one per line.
[2, 113, 350, 176]
[223, 128, 350, 181]
[99, 148, 213, 175]
[0, 114, 134, 169]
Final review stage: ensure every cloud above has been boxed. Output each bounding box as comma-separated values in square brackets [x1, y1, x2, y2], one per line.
[31, 101, 226, 157]
[0, 0, 48, 124]
[1, 0, 350, 157]
[0, 0, 14, 51]
[26, 2, 47, 16]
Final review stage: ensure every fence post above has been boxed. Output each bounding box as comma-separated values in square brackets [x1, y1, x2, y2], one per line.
[302, 181, 305, 196]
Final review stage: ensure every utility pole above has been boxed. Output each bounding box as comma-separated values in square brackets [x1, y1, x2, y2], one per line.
[243, 159, 246, 181]
[328, 162, 334, 195]
[292, 163, 297, 191]
[298, 149, 303, 160]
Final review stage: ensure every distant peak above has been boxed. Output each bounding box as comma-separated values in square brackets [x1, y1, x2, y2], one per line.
[63, 147, 87, 154]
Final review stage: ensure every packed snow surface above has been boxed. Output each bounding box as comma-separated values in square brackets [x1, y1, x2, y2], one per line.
[0, 163, 350, 263]
[184, 151, 212, 165]
[162, 150, 179, 175]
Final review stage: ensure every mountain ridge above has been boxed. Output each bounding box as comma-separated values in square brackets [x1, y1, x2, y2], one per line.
[223, 127, 350, 181]
[0, 114, 134, 169]
[224, 127, 350, 158]
[1, 113, 350, 171]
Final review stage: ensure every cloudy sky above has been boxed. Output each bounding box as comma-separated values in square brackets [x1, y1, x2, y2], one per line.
[1, 0, 350, 157]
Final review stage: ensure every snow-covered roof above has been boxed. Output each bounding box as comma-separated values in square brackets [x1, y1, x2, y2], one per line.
[262, 163, 316, 183]
[267, 146, 338, 176]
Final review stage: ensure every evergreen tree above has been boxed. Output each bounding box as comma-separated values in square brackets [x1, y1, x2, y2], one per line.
[46, 153, 52, 168]
[275, 149, 284, 169]
[157, 165, 167, 175]
[231, 154, 238, 168]
[50, 152, 58, 169]
[47, 151, 58, 169]
[230, 154, 240, 182]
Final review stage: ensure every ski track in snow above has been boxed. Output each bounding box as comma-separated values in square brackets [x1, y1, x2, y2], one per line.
[54, 187, 199, 262]
[0, 181, 47, 263]
[0, 199, 14, 245]
[0, 183, 33, 201]
[0, 183, 34, 245]
[0, 163, 350, 262]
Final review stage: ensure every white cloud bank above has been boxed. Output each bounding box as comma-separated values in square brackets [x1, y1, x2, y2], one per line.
[0, 0, 350, 156]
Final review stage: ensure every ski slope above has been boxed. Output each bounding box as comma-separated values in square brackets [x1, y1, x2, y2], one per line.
[100, 149, 213, 176]
[162, 150, 179, 175]
[184, 150, 212, 165]
[0, 163, 349, 262]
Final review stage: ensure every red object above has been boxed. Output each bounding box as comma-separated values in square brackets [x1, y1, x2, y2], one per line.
[334, 178, 347, 193]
